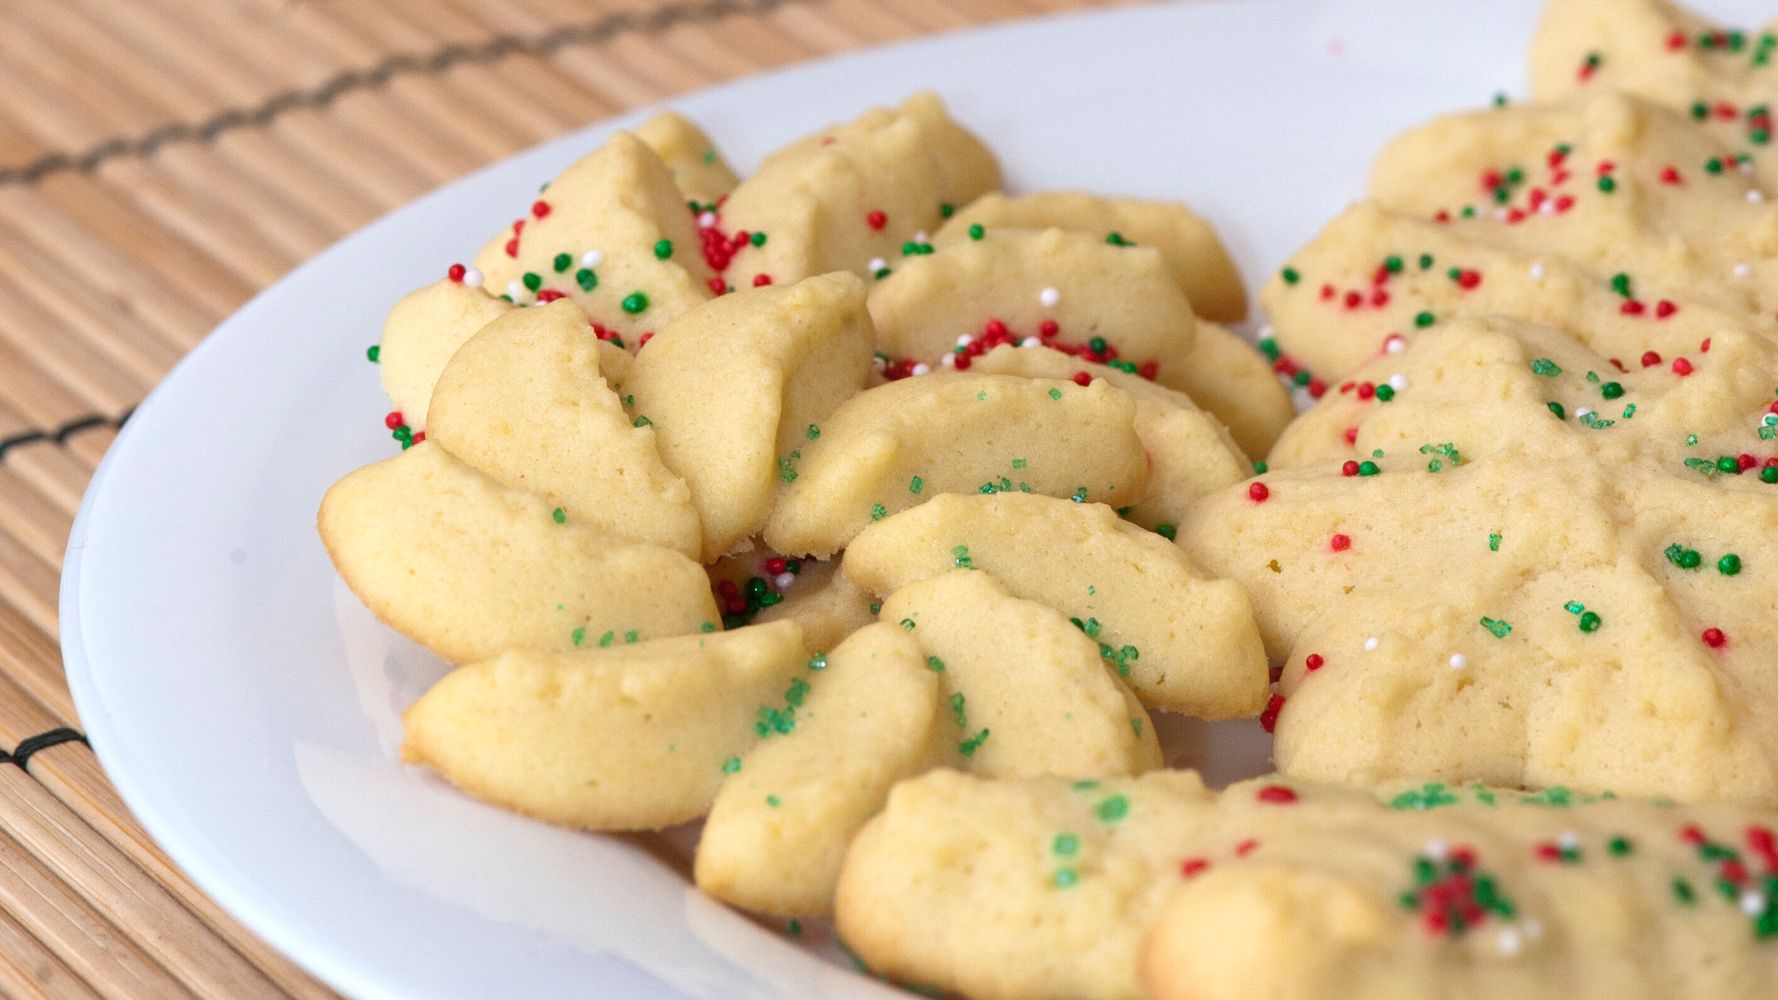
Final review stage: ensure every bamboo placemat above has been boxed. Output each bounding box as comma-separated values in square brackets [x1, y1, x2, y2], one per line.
[0, 0, 1139, 995]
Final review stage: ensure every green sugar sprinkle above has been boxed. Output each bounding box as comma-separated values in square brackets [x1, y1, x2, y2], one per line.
[571, 626, 586, 646]
[1479, 616, 1513, 638]
[1053, 832, 1080, 856]
[1048, 387, 1064, 400]
[949, 692, 968, 728]
[721, 756, 741, 774]
[959, 729, 991, 756]
[1095, 794, 1130, 823]
[552, 507, 566, 524]
[1051, 868, 1079, 889]
[925, 655, 945, 673]
[1530, 358, 1562, 377]
[765, 794, 780, 807]
[870, 503, 888, 521]
[909, 476, 924, 495]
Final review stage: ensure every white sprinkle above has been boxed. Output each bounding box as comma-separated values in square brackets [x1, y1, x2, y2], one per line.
[1423, 838, 1448, 860]
[1557, 830, 1580, 850]
[1039, 286, 1060, 308]
[1388, 373, 1407, 391]
[1539, 200, 1558, 215]
[506, 280, 527, 300]
[868, 257, 886, 273]
[1529, 262, 1546, 280]
[1383, 334, 1406, 354]
[461, 267, 484, 288]
[913, 230, 929, 244]
[1017, 336, 1039, 348]
[1497, 926, 1523, 958]
[1521, 918, 1544, 942]
[1449, 653, 1468, 670]
[582, 250, 604, 268]
[1493, 207, 1510, 221]
[956, 334, 974, 348]
[1575, 407, 1592, 418]
[1256, 323, 1275, 340]
[1743, 890, 1767, 916]
[1749, 188, 1767, 204]
[1363, 636, 1380, 652]
[773, 572, 795, 590]
[697, 211, 717, 228]
[1741, 159, 1757, 174]
[910, 362, 931, 376]
[871, 355, 887, 371]
[1735, 262, 1752, 278]
[939, 353, 956, 368]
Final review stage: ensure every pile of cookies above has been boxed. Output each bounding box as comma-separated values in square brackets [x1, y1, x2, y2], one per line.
[319, 0, 1778, 995]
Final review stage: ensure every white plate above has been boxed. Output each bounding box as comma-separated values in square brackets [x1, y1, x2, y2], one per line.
[60, 1, 1769, 996]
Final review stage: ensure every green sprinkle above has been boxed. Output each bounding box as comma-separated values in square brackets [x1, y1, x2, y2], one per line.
[571, 626, 586, 646]
[701, 622, 717, 633]
[1600, 382, 1624, 399]
[926, 655, 945, 673]
[1418, 253, 1434, 270]
[553, 252, 572, 273]
[1673, 877, 1696, 905]
[1564, 600, 1585, 614]
[900, 618, 916, 630]
[1155, 523, 1177, 541]
[1253, 460, 1269, 474]
[939, 202, 954, 218]
[633, 415, 653, 428]
[949, 692, 968, 728]
[1623, 403, 1637, 419]
[806, 423, 820, 440]
[1051, 868, 1078, 889]
[653, 240, 673, 260]
[1719, 553, 1743, 576]
[1479, 616, 1512, 638]
[1548, 402, 1566, 420]
[958, 728, 990, 756]
[1530, 358, 1562, 377]
[366, 344, 381, 363]
[1280, 266, 1300, 284]
[1719, 456, 1741, 474]
[1048, 387, 1063, 400]
[1384, 254, 1403, 273]
[909, 476, 924, 495]
[1070, 487, 1088, 503]
[721, 756, 741, 774]
[522, 272, 543, 292]
[1106, 231, 1127, 246]
[599, 630, 615, 647]
[1357, 460, 1380, 476]
[1488, 532, 1502, 551]
[1414, 311, 1436, 328]
[765, 794, 780, 807]
[621, 291, 649, 314]
[952, 545, 973, 569]
[1596, 176, 1617, 193]
[552, 507, 566, 524]
[967, 223, 985, 241]
[1579, 611, 1602, 633]
[1095, 795, 1130, 823]
[808, 652, 828, 670]
[751, 231, 767, 247]
[1053, 832, 1080, 856]
[870, 503, 888, 521]
[1608, 836, 1633, 857]
[1374, 384, 1396, 402]
[575, 268, 598, 291]
[785, 919, 802, 936]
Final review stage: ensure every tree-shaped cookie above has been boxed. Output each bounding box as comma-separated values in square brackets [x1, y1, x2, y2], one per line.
[1529, 0, 1778, 188]
[632, 110, 739, 206]
[1180, 315, 1778, 804]
[470, 130, 714, 341]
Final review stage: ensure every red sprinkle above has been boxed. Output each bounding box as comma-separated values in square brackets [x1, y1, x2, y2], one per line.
[1655, 300, 1678, 319]
[1180, 858, 1209, 878]
[1072, 371, 1092, 387]
[1672, 357, 1694, 376]
[535, 289, 565, 303]
[1343, 426, 1360, 446]
[1702, 627, 1727, 648]
[866, 210, 887, 231]
[1305, 653, 1325, 672]
[753, 274, 773, 287]
[1235, 838, 1260, 857]
[1341, 460, 1360, 477]
[1259, 693, 1284, 732]
[411, 431, 425, 444]
[1621, 299, 1646, 316]
[1681, 824, 1707, 846]
[1640, 350, 1662, 368]
[1330, 533, 1352, 552]
[707, 277, 728, 295]
[1659, 165, 1682, 185]
[1667, 31, 1687, 50]
[531, 200, 551, 219]
[384, 411, 404, 430]
[1456, 269, 1482, 290]
[1255, 785, 1298, 804]
[447, 263, 466, 283]
[1248, 482, 1270, 503]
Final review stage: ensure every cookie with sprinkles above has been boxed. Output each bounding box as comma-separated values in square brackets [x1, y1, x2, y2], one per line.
[1182, 315, 1778, 804]
[1530, 0, 1778, 188]
[317, 442, 718, 665]
[632, 110, 740, 206]
[762, 372, 1149, 559]
[842, 492, 1268, 718]
[1369, 91, 1778, 324]
[401, 619, 807, 831]
[934, 190, 1249, 322]
[625, 272, 874, 561]
[426, 300, 702, 557]
[716, 92, 1000, 289]
[838, 768, 1778, 1000]
[747, 557, 877, 653]
[867, 226, 1291, 456]
[1261, 199, 1771, 381]
[875, 569, 1160, 780]
[374, 278, 512, 432]
[470, 130, 714, 340]
[968, 342, 1252, 529]
[696, 622, 941, 917]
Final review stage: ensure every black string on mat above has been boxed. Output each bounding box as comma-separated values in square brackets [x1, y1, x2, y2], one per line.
[0, 0, 810, 189]
[5, 728, 90, 769]
[0, 407, 133, 463]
